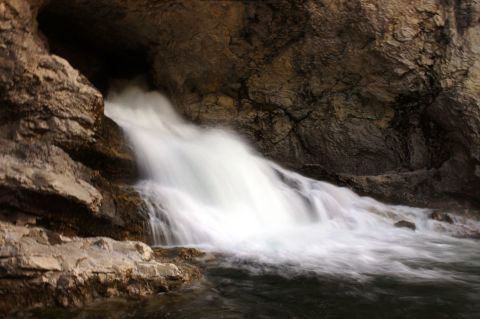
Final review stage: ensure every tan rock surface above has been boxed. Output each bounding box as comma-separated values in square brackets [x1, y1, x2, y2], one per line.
[0, 0, 146, 239]
[0, 221, 197, 315]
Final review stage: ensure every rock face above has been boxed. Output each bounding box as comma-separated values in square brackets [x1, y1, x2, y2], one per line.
[0, 221, 197, 315]
[0, 0, 145, 240]
[38, 0, 480, 212]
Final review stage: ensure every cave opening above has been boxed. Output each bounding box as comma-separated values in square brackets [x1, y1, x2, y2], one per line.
[37, 9, 152, 95]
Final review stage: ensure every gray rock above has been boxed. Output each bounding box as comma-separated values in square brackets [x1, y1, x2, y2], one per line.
[394, 220, 416, 231]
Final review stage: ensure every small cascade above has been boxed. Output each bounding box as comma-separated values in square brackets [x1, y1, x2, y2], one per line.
[105, 84, 480, 280]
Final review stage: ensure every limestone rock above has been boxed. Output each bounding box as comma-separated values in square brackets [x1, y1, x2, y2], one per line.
[0, 0, 146, 240]
[0, 0, 102, 149]
[0, 136, 145, 240]
[0, 221, 197, 315]
[0, 139, 102, 215]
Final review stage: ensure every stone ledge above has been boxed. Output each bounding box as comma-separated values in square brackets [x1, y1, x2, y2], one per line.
[0, 221, 199, 315]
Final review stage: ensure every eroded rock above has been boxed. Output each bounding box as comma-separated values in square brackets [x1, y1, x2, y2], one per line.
[0, 221, 198, 315]
[0, 0, 102, 149]
[0, 0, 146, 240]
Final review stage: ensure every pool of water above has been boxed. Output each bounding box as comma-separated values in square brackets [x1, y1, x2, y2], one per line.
[21, 253, 480, 319]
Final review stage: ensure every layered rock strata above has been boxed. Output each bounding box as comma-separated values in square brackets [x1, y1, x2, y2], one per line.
[0, 0, 144, 239]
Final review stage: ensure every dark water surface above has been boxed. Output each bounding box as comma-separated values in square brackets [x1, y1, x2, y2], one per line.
[18, 257, 480, 319]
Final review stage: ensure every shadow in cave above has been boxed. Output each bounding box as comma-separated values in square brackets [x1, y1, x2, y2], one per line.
[36, 8, 155, 184]
[37, 9, 152, 94]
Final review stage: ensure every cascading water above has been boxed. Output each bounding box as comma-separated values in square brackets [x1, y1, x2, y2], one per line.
[105, 84, 480, 281]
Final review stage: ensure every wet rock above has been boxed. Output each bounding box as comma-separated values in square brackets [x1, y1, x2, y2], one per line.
[72, 116, 139, 184]
[394, 220, 416, 230]
[0, 221, 198, 315]
[0, 138, 146, 241]
[430, 211, 454, 224]
[154, 247, 206, 262]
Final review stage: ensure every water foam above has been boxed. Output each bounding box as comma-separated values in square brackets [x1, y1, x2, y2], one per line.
[105, 85, 480, 281]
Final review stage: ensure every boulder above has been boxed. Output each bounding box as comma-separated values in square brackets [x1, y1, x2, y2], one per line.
[394, 220, 416, 230]
[430, 211, 454, 224]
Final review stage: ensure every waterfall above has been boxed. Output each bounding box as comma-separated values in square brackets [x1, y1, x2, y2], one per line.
[105, 84, 480, 280]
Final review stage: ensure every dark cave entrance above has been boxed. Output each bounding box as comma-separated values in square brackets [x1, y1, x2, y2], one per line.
[37, 9, 151, 95]
[36, 7, 153, 184]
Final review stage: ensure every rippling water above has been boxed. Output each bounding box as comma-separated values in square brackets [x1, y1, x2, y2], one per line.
[25, 254, 480, 319]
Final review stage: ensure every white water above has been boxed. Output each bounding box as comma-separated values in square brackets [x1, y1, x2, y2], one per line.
[105, 85, 480, 281]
